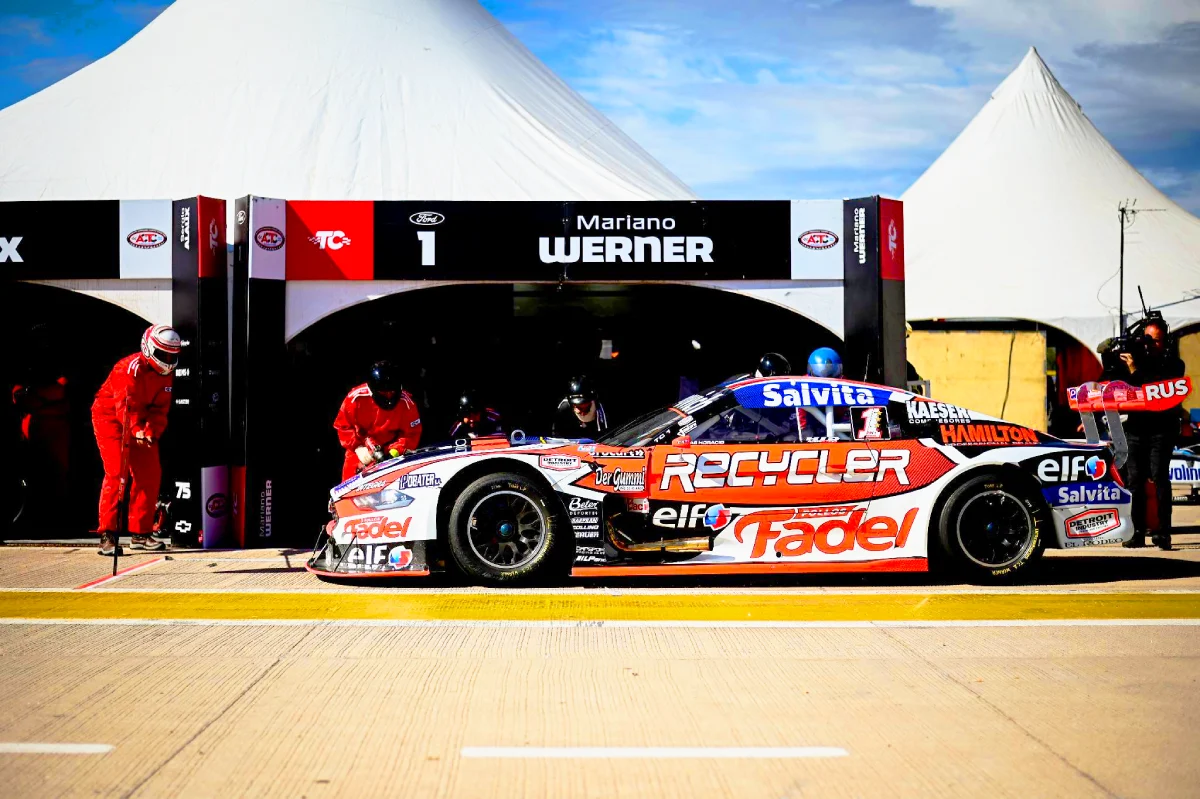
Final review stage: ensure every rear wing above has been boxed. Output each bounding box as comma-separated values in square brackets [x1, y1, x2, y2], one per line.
[1068, 377, 1191, 468]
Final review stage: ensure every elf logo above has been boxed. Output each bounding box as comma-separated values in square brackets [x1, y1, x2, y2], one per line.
[798, 230, 839, 250]
[310, 230, 351, 250]
[1034, 454, 1107, 483]
[652, 503, 733, 531]
[126, 228, 167, 249]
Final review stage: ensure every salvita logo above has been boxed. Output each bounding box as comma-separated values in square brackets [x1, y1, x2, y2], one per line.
[179, 207, 191, 250]
[798, 230, 839, 250]
[310, 230, 351, 250]
[409, 212, 444, 226]
[126, 228, 167, 249]
[1044, 483, 1127, 507]
[254, 226, 284, 251]
[1085, 456, 1107, 480]
[754, 381, 889, 408]
[0, 236, 23, 263]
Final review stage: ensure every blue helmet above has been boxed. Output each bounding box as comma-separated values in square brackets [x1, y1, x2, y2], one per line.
[807, 347, 843, 378]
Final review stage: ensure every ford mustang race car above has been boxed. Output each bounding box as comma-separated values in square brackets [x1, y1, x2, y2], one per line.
[307, 374, 1192, 583]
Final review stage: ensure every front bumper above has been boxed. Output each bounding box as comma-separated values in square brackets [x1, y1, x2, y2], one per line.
[306, 523, 430, 578]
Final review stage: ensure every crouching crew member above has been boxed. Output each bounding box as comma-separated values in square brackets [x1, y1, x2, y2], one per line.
[334, 361, 422, 481]
[92, 325, 180, 556]
[553, 376, 607, 438]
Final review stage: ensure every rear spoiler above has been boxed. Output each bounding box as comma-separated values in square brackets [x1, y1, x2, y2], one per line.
[1068, 377, 1191, 468]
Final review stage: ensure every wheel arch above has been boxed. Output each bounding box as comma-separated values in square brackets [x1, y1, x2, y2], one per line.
[925, 461, 1052, 569]
[434, 458, 573, 560]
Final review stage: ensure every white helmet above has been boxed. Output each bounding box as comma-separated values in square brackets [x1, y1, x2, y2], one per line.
[141, 324, 182, 375]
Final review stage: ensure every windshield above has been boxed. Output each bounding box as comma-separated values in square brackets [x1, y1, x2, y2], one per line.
[596, 407, 683, 447]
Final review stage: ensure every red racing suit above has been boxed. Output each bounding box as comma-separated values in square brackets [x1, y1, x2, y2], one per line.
[91, 353, 172, 534]
[334, 384, 422, 480]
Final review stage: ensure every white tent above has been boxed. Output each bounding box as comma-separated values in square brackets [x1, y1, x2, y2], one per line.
[903, 47, 1200, 348]
[0, 0, 693, 202]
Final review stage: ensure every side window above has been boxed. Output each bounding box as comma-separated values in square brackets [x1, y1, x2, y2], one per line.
[797, 406, 858, 442]
[690, 404, 799, 443]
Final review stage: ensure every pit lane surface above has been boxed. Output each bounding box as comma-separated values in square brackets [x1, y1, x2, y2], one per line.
[2, 509, 1200, 798]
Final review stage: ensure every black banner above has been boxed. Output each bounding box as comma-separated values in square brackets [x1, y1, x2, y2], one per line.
[0, 201, 120, 279]
[169, 198, 202, 544]
[373, 200, 793, 281]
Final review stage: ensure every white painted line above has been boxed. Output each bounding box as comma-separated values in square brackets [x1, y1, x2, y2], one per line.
[0, 618, 1197, 629]
[0, 743, 113, 755]
[462, 746, 848, 759]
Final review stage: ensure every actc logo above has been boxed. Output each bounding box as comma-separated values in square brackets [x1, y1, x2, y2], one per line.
[310, 230, 351, 250]
[798, 229, 839, 250]
[126, 228, 167, 249]
[1085, 456, 1107, 480]
[254, 226, 284, 251]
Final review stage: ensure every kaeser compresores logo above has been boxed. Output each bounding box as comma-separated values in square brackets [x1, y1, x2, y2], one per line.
[254, 226, 285, 251]
[798, 229, 838, 250]
[126, 228, 167, 249]
[409, 212, 444, 226]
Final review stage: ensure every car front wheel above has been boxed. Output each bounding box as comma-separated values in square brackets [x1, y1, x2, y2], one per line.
[936, 473, 1046, 580]
[447, 471, 560, 583]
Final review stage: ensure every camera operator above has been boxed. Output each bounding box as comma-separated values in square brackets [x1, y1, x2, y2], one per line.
[1102, 319, 1185, 549]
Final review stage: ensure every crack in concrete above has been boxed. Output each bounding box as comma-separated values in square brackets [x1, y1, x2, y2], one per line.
[877, 626, 1123, 799]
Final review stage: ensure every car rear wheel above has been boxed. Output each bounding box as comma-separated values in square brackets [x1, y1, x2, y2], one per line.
[936, 473, 1046, 580]
[448, 471, 560, 583]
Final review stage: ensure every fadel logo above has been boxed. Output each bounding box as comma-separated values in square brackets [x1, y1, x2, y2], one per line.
[344, 516, 412, 540]
[0, 236, 23, 263]
[1085, 455, 1107, 480]
[798, 229, 839, 250]
[734, 507, 918, 558]
[409, 212, 444, 226]
[127, 228, 167, 249]
[254, 226, 285, 251]
[310, 230, 351, 250]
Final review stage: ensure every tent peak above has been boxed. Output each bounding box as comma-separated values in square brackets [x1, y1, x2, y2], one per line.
[992, 45, 1079, 111]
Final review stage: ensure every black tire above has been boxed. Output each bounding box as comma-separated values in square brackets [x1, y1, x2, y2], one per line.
[936, 472, 1046, 580]
[447, 471, 561, 584]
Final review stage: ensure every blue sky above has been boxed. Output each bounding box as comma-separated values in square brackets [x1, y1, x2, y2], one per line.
[2, 0, 1198, 211]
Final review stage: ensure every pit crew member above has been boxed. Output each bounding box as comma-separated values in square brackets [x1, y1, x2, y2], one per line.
[92, 325, 180, 556]
[334, 361, 422, 481]
[552, 376, 607, 438]
[449, 390, 503, 439]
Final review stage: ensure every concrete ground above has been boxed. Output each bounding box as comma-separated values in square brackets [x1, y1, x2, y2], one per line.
[0, 508, 1199, 798]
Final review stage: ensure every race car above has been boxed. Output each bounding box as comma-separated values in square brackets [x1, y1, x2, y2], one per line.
[1171, 445, 1200, 503]
[307, 373, 1192, 583]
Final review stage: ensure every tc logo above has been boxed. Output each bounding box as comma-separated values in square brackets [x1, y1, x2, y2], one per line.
[310, 230, 351, 250]
[0, 236, 23, 263]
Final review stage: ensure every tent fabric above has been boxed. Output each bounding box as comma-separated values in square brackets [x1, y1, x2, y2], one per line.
[0, 0, 693, 202]
[902, 47, 1200, 349]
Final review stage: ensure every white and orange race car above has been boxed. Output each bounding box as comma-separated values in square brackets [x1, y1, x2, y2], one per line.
[307, 374, 1191, 583]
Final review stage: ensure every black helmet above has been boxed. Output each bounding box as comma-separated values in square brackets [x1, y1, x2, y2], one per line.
[367, 361, 401, 410]
[756, 352, 791, 378]
[566, 376, 595, 406]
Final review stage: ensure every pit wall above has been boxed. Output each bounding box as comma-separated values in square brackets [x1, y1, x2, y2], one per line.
[907, 330, 1048, 431]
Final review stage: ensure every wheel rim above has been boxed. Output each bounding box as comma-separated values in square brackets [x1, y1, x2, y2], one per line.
[467, 491, 547, 570]
[955, 489, 1033, 569]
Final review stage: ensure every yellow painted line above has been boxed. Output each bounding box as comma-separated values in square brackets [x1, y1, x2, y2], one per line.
[0, 591, 1196, 623]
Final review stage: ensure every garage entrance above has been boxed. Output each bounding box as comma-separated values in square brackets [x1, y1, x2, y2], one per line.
[280, 283, 840, 538]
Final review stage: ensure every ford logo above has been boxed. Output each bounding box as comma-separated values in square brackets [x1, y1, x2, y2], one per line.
[254, 226, 285, 251]
[126, 228, 167, 249]
[409, 212, 445, 226]
[798, 229, 839, 250]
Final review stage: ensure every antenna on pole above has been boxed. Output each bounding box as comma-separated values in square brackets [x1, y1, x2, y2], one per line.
[1117, 199, 1165, 331]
